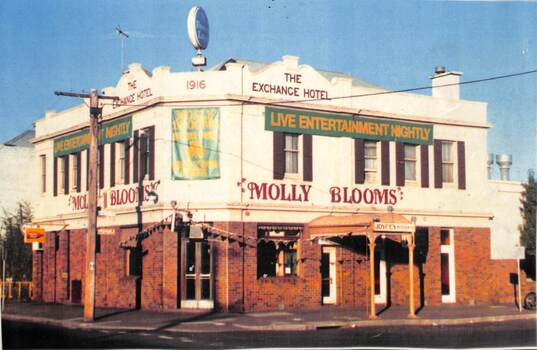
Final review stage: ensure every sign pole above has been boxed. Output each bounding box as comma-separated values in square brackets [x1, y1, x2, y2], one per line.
[83, 89, 99, 322]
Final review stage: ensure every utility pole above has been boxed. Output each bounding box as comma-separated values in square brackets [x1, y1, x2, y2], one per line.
[54, 89, 118, 321]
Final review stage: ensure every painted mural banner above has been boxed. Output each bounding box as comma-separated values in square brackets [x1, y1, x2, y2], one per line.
[265, 107, 433, 145]
[172, 108, 220, 179]
[53, 116, 132, 157]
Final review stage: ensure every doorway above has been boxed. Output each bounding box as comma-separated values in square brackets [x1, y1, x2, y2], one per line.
[321, 246, 337, 304]
[181, 240, 213, 309]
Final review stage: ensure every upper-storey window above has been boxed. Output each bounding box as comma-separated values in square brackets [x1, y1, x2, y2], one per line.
[273, 132, 312, 182]
[40, 155, 46, 193]
[69, 152, 81, 192]
[114, 141, 128, 185]
[59, 156, 67, 194]
[284, 134, 299, 175]
[404, 144, 417, 182]
[134, 126, 155, 182]
[434, 140, 465, 190]
[364, 141, 378, 183]
[441, 141, 454, 183]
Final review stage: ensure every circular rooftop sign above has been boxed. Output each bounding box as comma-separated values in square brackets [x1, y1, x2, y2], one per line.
[187, 6, 209, 50]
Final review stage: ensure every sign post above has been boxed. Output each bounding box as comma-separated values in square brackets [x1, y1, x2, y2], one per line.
[515, 246, 525, 312]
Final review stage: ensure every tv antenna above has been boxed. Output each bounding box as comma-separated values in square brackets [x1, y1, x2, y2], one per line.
[116, 25, 129, 73]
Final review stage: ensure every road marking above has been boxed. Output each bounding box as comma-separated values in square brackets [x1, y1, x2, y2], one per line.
[99, 330, 111, 334]
[138, 332, 150, 337]
[249, 312, 292, 318]
[179, 337, 193, 343]
[371, 332, 383, 338]
[158, 335, 173, 340]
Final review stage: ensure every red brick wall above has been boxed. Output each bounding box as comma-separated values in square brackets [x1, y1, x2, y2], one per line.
[55, 231, 69, 303]
[162, 227, 179, 309]
[31, 250, 43, 301]
[140, 228, 164, 310]
[34, 222, 528, 312]
[42, 231, 56, 303]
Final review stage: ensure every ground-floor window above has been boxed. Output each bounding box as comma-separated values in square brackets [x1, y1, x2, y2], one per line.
[256, 225, 302, 278]
[125, 247, 142, 277]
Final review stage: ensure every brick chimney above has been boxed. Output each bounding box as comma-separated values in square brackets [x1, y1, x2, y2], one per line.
[430, 66, 462, 100]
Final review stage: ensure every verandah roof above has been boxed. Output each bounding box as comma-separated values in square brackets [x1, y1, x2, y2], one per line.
[307, 213, 413, 238]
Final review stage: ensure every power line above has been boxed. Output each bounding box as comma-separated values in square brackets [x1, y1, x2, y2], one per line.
[98, 68, 537, 109]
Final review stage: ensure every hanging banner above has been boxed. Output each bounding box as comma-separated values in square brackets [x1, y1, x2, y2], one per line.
[265, 107, 433, 145]
[53, 116, 132, 157]
[171, 108, 220, 179]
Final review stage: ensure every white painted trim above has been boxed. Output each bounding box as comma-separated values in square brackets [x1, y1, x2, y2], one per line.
[322, 246, 337, 304]
[374, 246, 387, 304]
[181, 300, 214, 309]
[441, 229, 456, 303]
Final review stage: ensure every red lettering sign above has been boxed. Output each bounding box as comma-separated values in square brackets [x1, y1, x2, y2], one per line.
[68, 181, 160, 211]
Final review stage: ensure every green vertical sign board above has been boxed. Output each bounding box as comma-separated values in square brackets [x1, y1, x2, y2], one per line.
[171, 108, 220, 179]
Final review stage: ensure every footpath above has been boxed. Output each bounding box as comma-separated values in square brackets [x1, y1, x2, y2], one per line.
[2, 302, 535, 333]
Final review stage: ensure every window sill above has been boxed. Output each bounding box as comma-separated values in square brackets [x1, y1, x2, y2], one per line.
[283, 173, 301, 181]
[257, 275, 300, 282]
[441, 182, 457, 189]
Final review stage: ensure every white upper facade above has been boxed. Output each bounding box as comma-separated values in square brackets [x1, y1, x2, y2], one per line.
[32, 55, 521, 258]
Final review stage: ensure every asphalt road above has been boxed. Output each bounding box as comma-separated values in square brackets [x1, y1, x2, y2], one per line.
[2, 319, 536, 349]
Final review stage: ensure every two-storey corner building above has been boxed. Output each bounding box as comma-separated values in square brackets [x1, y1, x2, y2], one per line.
[30, 56, 530, 313]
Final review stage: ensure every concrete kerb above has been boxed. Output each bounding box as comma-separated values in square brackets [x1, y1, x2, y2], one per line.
[3, 312, 536, 333]
[234, 313, 537, 332]
[1, 314, 155, 332]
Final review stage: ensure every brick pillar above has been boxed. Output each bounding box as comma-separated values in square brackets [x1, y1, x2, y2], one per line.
[55, 231, 70, 302]
[227, 222, 247, 312]
[242, 222, 258, 313]
[31, 250, 43, 301]
[162, 228, 179, 309]
[42, 232, 56, 303]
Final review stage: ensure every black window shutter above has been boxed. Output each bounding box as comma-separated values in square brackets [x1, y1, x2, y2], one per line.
[420, 145, 429, 188]
[396, 142, 405, 186]
[64, 156, 69, 195]
[354, 139, 365, 184]
[434, 140, 443, 188]
[303, 134, 312, 182]
[110, 142, 116, 188]
[133, 130, 139, 183]
[148, 126, 155, 181]
[457, 141, 466, 190]
[76, 152, 82, 193]
[124, 140, 130, 184]
[381, 141, 390, 186]
[53, 157, 58, 196]
[273, 132, 285, 180]
[98, 145, 104, 189]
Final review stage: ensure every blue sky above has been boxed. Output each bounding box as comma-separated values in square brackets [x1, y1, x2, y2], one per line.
[1, 0, 535, 180]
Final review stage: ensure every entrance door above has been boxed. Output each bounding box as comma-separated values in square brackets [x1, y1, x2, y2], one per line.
[181, 240, 213, 309]
[321, 246, 337, 304]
